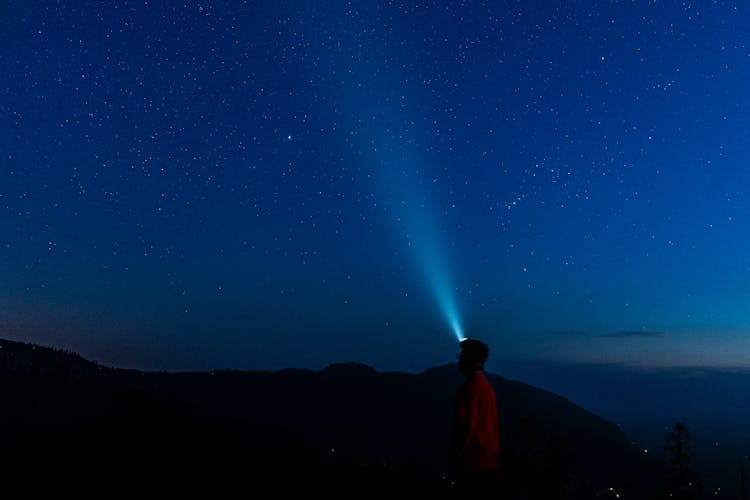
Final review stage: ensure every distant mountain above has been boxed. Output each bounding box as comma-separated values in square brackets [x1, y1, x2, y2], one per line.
[0, 338, 667, 498]
[496, 358, 750, 498]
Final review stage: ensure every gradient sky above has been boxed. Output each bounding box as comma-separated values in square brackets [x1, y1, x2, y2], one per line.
[2, 0, 750, 372]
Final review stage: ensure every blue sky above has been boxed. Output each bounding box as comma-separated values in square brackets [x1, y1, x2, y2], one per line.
[2, 1, 750, 372]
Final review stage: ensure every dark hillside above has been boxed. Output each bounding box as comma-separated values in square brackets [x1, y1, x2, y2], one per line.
[0, 338, 666, 498]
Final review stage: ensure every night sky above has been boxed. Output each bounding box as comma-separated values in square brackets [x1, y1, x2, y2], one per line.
[3, 1, 750, 372]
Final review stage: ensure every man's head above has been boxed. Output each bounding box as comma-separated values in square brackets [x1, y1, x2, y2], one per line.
[458, 338, 489, 373]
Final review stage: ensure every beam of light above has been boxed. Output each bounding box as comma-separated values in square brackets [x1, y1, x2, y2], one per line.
[309, 9, 465, 343]
[425, 249, 465, 343]
[418, 233, 465, 343]
[377, 160, 464, 343]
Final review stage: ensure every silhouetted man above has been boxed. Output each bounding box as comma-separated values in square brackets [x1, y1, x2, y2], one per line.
[451, 338, 500, 497]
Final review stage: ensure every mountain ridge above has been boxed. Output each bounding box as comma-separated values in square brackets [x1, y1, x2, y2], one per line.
[0, 337, 667, 498]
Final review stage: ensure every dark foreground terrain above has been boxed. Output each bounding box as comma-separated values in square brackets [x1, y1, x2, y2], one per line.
[1, 338, 669, 498]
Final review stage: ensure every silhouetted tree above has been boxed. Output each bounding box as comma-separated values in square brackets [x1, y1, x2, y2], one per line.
[499, 416, 577, 499]
[541, 434, 575, 497]
[663, 421, 702, 500]
[500, 415, 544, 499]
[576, 471, 593, 500]
[741, 457, 748, 500]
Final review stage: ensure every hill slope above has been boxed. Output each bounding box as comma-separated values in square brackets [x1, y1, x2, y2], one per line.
[0, 338, 666, 497]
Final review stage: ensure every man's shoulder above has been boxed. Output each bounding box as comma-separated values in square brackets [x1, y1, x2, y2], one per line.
[474, 372, 497, 393]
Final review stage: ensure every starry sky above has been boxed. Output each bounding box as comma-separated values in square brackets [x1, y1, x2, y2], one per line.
[2, 0, 750, 372]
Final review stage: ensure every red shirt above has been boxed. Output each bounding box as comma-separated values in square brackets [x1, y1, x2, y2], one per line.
[454, 371, 500, 470]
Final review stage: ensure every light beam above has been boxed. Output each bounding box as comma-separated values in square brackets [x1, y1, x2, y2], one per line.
[379, 160, 464, 343]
